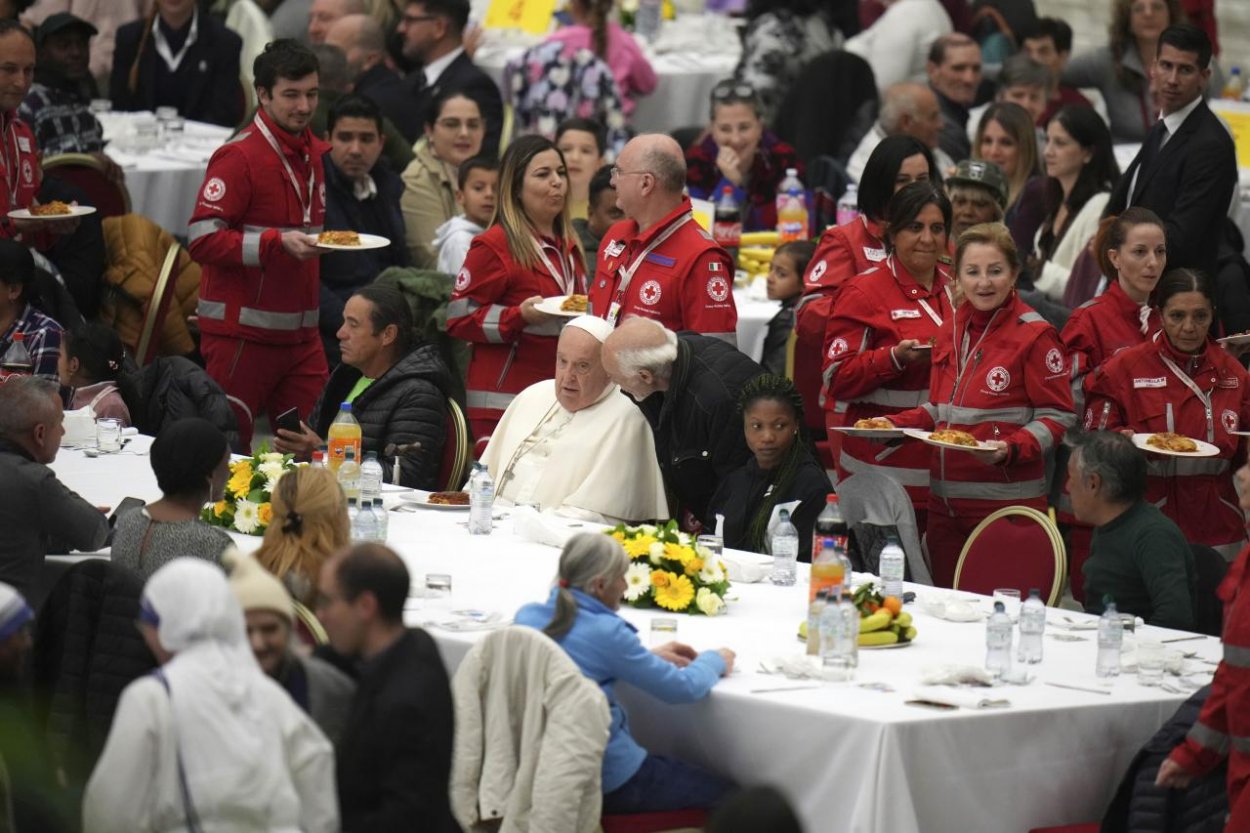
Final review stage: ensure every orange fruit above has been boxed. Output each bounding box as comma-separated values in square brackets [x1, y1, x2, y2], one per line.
[882, 596, 903, 616]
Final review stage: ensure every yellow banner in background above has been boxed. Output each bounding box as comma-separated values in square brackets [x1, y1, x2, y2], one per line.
[483, 0, 557, 34]
[1211, 100, 1250, 172]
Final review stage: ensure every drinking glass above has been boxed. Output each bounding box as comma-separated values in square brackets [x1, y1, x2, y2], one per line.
[132, 118, 160, 152]
[992, 588, 1022, 621]
[424, 573, 453, 618]
[696, 534, 723, 560]
[650, 617, 678, 648]
[96, 418, 122, 453]
[89, 98, 112, 114]
[1137, 639, 1165, 687]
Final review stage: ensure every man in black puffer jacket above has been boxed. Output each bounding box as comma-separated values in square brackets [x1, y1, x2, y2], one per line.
[277, 285, 453, 490]
[603, 318, 764, 527]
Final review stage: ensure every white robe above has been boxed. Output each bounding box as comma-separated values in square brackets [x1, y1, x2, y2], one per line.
[480, 380, 669, 525]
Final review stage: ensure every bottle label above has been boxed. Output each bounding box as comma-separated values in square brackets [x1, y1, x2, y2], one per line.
[712, 219, 742, 249]
[328, 437, 361, 466]
[777, 219, 806, 243]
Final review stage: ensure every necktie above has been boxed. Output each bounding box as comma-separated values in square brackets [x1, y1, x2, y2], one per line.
[1132, 119, 1168, 201]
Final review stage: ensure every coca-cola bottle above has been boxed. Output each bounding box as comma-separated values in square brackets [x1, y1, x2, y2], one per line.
[0, 331, 32, 382]
[712, 185, 741, 263]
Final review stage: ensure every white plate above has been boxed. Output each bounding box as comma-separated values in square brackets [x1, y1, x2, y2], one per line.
[398, 490, 470, 510]
[534, 295, 589, 317]
[832, 426, 906, 439]
[314, 232, 391, 250]
[1130, 433, 1221, 457]
[9, 205, 96, 219]
[902, 428, 996, 452]
[1217, 332, 1250, 345]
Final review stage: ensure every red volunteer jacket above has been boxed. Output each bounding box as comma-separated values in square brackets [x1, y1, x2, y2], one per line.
[1168, 543, 1250, 813]
[446, 223, 586, 424]
[1061, 280, 1162, 397]
[1083, 334, 1250, 556]
[0, 110, 47, 246]
[188, 109, 328, 345]
[891, 292, 1076, 517]
[823, 256, 953, 506]
[589, 198, 737, 340]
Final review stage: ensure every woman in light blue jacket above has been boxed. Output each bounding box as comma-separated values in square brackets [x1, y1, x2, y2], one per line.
[515, 533, 736, 814]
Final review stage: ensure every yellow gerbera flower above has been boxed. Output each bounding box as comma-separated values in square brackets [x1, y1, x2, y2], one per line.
[653, 572, 695, 612]
[227, 462, 253, 498]
[258, 502, 273, 527]
[623, 535, 657, 559]
[663, 542, 690, 563]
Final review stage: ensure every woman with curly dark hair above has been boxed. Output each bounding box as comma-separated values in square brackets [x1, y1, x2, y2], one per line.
[706, 375, 831, 562]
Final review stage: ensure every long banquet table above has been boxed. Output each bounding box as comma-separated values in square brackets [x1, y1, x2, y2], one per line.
[50, 436, 1222, 833]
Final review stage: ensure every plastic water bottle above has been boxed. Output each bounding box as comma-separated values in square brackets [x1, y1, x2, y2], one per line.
[879, 535, 904, 599]
[468, 463, 494, 535]
[346, 496, 359, 529]
[775, 168, 807, 243]
[636, 0, 662, 41]
[769, 508, 799, 586]
[352, 498, 378, 543]
[1017, 588, 1045, 664]
[986, 601, 1013, 679]
[806, 590, 828, 656]
[836, 183, 860, 227]
[359, 451, 384, 504]
[1096, 597, 1123, 678]
[821, 590, 859, 679]
[373, 498, 388, 542]
[337, 446, 360, 502]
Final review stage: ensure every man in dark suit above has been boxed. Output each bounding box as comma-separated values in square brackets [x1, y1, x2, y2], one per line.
[109, 0, 244, 128]
[317, 543, 458, 833]
[1105, 24, 1235, 279]
[396, 0, 503, 157]
[325, 13, 421, 142]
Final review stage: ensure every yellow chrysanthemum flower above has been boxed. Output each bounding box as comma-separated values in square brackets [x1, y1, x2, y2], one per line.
[653, 572, 695, 612]
[663, 542, 690, 563]
[258, 502, 273, 527]
[227, 462, 253, 498]
[684, 556, 704, 577]
[623, 535, 657, 559]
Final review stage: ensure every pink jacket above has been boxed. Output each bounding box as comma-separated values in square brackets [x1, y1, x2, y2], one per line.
[547, 22, 658, 116]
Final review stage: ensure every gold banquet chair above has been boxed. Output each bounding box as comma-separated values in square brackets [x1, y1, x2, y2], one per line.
[440, 399, 472, 491]
[952, 506, 1067, 606]
[42, 152, 132, 218]
[135, 243, 182, 367]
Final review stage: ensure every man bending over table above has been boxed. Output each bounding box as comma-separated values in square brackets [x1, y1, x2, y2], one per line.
[479, 314, 668, 524]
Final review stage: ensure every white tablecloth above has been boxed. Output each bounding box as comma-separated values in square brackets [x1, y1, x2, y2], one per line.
[98, 112, 234, 236]
[50, 435, 1221, 833]
[475, 16, 740, 136]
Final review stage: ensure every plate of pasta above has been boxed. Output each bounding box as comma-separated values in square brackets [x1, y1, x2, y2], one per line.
[902, 428, 997, 452]
[399, 490, 471, 510]
[1131, 432, 1220, 457]
[313, 231, 391, 250]
[833, 418, 905, 438]
[9, 202, 96, 219]
[535, 294, 590, 317]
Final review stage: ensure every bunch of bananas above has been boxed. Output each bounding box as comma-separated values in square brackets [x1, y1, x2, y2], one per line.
[853, 583, 917, 647]
[736, 231, 780, 280]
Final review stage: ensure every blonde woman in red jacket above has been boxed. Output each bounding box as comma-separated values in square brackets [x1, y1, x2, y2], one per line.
[824, 182, 954, 525]
[1084, 268, 1250, 560]
[886, 223, 1076, 587]
[447, 135, 587, 443]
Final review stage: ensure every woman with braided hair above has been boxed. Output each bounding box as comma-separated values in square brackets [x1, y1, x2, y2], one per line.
[707, 375, 832, 562]
[547, 0, 658, 118]
[254, 466, 348, 605]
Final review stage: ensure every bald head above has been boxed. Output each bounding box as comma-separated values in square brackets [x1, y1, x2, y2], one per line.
[612, 134, 686, 230]
[309, 0, 367, 44]
[601, 318, 678, 401]
[325, 13, 386, 76]
[880, 82, 942, 149]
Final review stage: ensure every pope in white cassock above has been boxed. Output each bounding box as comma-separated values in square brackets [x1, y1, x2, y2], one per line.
[479, 315, 669, 524]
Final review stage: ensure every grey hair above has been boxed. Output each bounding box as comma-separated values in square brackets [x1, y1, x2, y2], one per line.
[613, 321, 678, 381]
[1068, 430, 1146, 505]
[352, 15, 386, 54]
[311, 43, 350, 91]
[640, 144, 686, 194]
[542, 532, 630, 640]
[0, 376, 60, 440]
[880, 83, 926, 135]
[998, 53, 1054, 93]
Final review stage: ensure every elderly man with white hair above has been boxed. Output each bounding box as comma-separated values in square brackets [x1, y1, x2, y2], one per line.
[480, 315, 669, 525]
[846, 81, 954, 183]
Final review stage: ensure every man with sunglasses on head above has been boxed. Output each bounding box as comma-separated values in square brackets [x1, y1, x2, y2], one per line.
[590, 134, 738, 345]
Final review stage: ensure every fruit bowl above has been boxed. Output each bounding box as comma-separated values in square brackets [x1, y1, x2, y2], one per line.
[798, 582, 918, 647]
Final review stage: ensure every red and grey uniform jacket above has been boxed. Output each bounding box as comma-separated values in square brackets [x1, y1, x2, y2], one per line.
[891, 291, 1076, 517]
[188, 108, 327, 345]
[588, 198, 737, 343]
[1084, 334, 1250, 557]
[0, 110, 49, 248]
[823, 255, 953, 507]
[446, 223, 586, 424]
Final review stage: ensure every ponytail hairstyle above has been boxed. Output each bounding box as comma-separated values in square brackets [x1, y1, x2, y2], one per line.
[129, 3, 160, 98]
[737, 375, 809, 553]
[1154, 267, 1214, 313]
[1093, 206, 1166, 280]
[542, 532, 629, 641]
[254, 466, 349, 603]
[63, 321, 125, 384]
[583, 0, 613, 59]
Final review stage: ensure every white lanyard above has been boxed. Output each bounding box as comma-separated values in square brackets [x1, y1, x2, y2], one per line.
[530, 235, 577, 296]
[254, 114, 314, 230]
[886, 255, 948, 328]
[152, 12, 198, 73]
[606, 211, 692, 326]
[1159, 351, 1215, 443]
[952, 307, 1001, 397]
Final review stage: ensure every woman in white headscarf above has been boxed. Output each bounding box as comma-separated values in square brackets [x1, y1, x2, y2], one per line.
[82, 559, 338, 833]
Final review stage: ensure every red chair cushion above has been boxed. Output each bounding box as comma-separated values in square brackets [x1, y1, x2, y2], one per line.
[1028, 825, 1099, 833]
[44, 165, 128, 218]
[957, 515, 1058, 599]
[600, 809, 708, 833]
